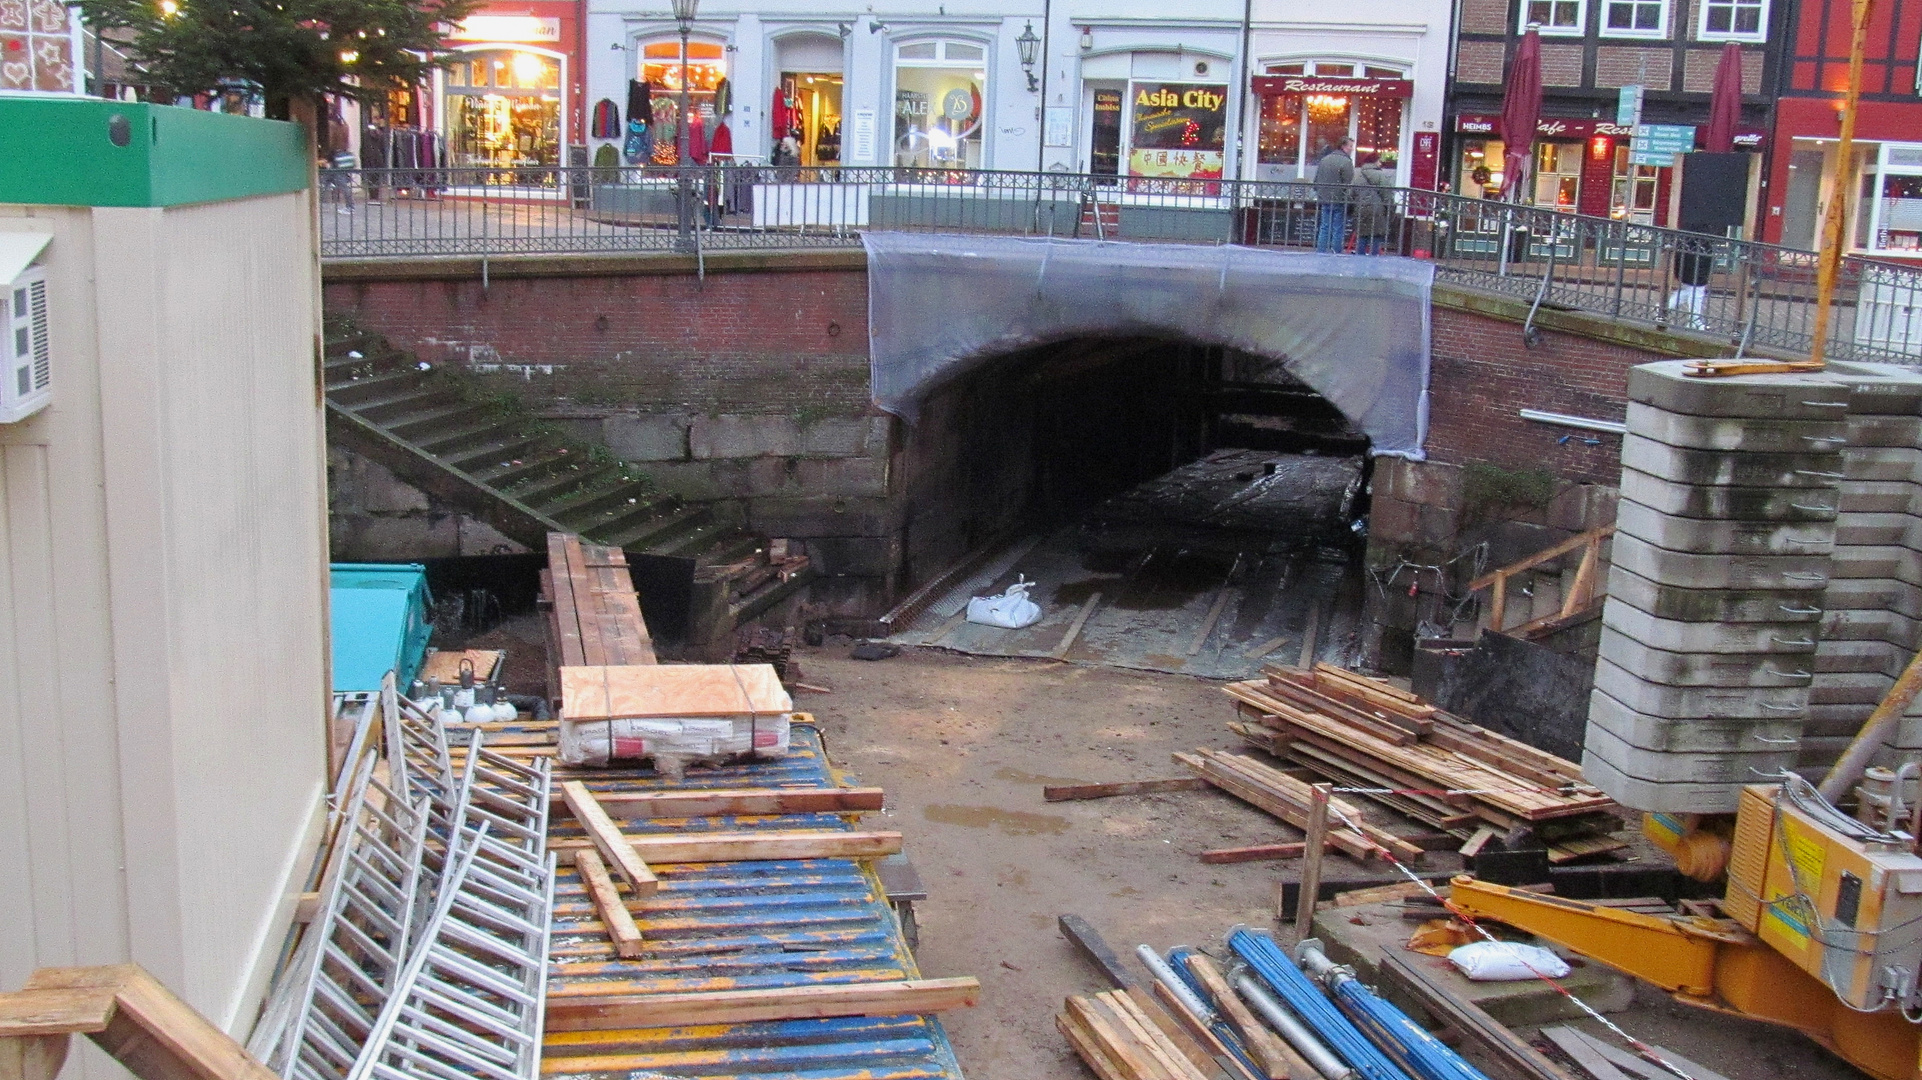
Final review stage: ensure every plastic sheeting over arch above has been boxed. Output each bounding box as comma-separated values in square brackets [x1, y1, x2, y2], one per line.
[861, 232, 1435, 459]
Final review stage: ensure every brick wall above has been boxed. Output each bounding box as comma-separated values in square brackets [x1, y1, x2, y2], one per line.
[1459, 0, 1510, 35]
[324, 265, 873, 414]
[1541, 43, 1587, 87]
[1595, 45, 1675, 90]
[1425, 304, 1642, 486]
[1456, 40, 1508, 84]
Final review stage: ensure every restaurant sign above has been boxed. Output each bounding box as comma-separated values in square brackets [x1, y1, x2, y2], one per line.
[1455, 114, 1634, 138]
[1252, 75, 1414, 99]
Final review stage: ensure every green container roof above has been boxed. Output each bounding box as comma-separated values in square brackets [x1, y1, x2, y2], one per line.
[0, 98, 310, 208]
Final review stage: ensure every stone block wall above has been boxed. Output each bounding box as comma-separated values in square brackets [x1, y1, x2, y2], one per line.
[328, 443, 531, 560]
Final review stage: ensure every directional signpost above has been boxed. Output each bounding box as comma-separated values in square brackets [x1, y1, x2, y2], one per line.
[1631, 124, 1696, 167]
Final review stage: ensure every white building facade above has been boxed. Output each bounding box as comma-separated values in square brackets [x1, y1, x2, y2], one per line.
[583, 0, 1452, 185]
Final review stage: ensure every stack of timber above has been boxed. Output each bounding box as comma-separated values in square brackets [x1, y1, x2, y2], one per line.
[1056, 990, 1215, 1080]
[1227, 663, 1623, 861]
[1174, 748, 1425, 863]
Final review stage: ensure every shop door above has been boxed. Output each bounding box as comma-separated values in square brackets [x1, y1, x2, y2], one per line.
[1534, 141, 1581, 210]
[780, 73, 844, 168]
[1088, 85, 1123, 181]
[445, 49, 563, 169]
[1781, 148, 1822, 250]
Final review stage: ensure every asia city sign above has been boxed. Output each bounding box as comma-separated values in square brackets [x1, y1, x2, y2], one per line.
[1454, 114, 1633, 138]
[1135, 85, 1227, 112]
[1251, 75, 1415, 99]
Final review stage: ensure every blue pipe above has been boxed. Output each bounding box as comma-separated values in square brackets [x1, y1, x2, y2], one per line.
[1227, 927, 1413, 1080]
[1160, 946, 1275, 1080]
[1298, 942, 1490, 1080]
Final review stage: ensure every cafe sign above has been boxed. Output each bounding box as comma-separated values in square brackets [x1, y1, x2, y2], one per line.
[1455, 114, 1634, 138]
[1252, 75, 1414, 99]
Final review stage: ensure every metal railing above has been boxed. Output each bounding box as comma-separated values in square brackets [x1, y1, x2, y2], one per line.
[319, 164, 1922, 363]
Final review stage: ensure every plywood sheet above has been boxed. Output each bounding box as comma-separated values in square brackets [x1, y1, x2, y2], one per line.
[561, 664, 792, 721]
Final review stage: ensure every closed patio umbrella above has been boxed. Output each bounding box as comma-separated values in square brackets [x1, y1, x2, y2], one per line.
[1705, 41, 1744, 152]
[1498, 26, 1542, 200]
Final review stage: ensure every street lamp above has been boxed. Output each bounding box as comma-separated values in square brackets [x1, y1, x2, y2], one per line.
[1016, 21, 1040, 92]
[672, 0, 699, 250]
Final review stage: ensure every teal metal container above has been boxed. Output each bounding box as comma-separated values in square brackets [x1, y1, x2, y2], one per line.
[329, 563, 433, 692]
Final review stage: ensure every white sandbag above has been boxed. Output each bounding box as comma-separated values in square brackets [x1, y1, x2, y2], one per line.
[967, 576, 1042, 629]
[1447, 941, 1570, 981]
[558, 712, 791, 770]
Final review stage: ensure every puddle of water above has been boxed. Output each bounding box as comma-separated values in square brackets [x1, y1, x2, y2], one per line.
[923, 803, 1072, 836]
[993, 766, 1086, 786]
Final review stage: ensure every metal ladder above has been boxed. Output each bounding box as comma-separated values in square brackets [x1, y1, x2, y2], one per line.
[350, 730, 555, 1080]
[249, 749, 432, 1080]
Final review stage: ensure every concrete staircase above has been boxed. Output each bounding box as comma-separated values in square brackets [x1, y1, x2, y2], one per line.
[324, 325, 810, 647]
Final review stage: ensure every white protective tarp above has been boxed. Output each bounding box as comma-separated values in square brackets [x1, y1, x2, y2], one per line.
[861, 232, 1435, 459]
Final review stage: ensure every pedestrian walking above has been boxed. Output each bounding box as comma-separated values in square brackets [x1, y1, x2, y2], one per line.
[1314, 137, 1356, 253]
[1352, 151, 1394, 254]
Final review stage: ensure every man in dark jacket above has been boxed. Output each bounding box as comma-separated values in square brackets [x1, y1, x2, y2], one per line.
[1314, 137, 1356, 253]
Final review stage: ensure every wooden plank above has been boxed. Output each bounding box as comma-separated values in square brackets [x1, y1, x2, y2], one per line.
[1195, 749, 1426, 863]
[547, 535, 588, 669]
[1058, 914, 1140, 990]
[550, 830, 904, 863]
[19, 966, 280, 1080]
[1198, 842, 1309, 864]
[1058, 1008, 1133, 1080]
[1333, 881, 1434, 907]
[559, 781, 660, 896]
[1313, 662, 1423, 704]
[1459, 827, 1499, 858]
[1539, 1027, 1635, 1080]
[1147, 981, 1263, 1080]
[1294, 783, 1332, 937]
[0, 1033, 70, 1080]
[571, 849, 645, 959]
[550, 785, 885, 818]
[1069, 995, 1177, 1080]
[544, 977, 981, 1032]
[1103, 991, 1208, 1080]
[1044, 778, 1208, 802]
[1052, 592, 1104, 660]
[419, 649, 505, 685]
[1187, 586, 1233, 656]
[1375, 954, 1577, 1080]
[561, 534, 609, 669]
[1246, 634, 1290, 659]
[1174, 752, 1378, 862]
[1182, 953, 1310, 1080]
[1297, 601, 1322, 669]
[0, 988, 115, 1037]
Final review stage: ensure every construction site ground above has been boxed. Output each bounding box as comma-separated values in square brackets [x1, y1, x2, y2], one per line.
[442, 615, 1864, 1080]
[796, 646, 1866, 1080]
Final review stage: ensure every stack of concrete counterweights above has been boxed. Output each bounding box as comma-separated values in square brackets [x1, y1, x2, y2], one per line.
[1588, 362, 1850, 812]
[1816, 367, 1922, 769]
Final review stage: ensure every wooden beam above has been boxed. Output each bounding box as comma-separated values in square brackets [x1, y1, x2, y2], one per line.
[572, 849, 645, 959]
[1198, 842, 1312, 864]
[543, 977, 981, 1031]
[10, 966, 280, 1080]
[0, 1034, 69, 1080]
[551, 786, 885, 818]
[1044, 778, 1208, 802]
[560, 781, 659, 897]
[1293, 783, 1332, 938]
[550, 830, 904, 863]
[1539, 1027, 1635, 1080]
[1058, 914, 1140, 990]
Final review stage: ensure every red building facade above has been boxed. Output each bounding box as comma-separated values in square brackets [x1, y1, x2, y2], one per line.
[1764, 0, 1922, 255]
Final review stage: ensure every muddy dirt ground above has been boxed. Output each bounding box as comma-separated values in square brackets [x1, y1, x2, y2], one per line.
[794, 646, 1865, 1080]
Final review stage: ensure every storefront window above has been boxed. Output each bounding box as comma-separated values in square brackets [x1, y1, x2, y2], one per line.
[1862, 143, 1922, 254]
[1090, 88, 1123, 177]
[1127, 81, 1228, 192]
[1253, 61, 1407, 181]
[893, 39, 986, 170]
[445, 48, 562, 168]
[641, 41, 727, 166]
[1457, 138, 1505, 197]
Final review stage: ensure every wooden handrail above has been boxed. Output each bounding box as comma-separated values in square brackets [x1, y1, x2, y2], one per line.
[0, 966, 276, 1080]
[1465, 524, 1616, 634]
[1466, 524, 1616, 592]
